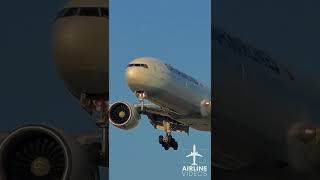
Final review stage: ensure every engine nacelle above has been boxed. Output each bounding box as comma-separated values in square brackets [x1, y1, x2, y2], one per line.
[200, 99, 212, 117]
[0, 124, 100, 180]
[109, 101, 139, 130]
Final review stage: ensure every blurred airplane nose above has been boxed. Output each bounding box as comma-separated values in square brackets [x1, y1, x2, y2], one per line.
[53, 16, 108, 98]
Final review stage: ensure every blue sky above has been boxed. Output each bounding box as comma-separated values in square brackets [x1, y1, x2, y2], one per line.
[109, 0, 211, 180]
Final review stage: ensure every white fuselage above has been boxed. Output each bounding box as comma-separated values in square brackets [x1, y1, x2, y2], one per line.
[125, 57, 211, 131]
[213, 27, 320, 173]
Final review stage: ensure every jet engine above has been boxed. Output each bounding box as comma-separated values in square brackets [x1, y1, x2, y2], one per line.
[109, 102, 139, 130]
[0, 124, 100, 180]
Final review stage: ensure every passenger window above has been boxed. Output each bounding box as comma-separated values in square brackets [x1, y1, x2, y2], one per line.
[79, 8, 100, 16]
[64, 8, 79, 17]
[100, 8, 109, 17]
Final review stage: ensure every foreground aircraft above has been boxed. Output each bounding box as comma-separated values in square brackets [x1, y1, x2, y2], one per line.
[109, 57, 211, 150]
[0, 0, 108, 180]
[213, 26, 320, 179]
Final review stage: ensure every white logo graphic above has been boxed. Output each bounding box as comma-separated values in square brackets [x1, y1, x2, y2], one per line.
[181, 144, 208, 177]
[186, 144, 203, 165]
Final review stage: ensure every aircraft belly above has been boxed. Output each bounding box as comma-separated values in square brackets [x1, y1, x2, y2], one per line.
[212, 46, 298, 166]
[146, 82, 211, 131]
[178, 117, 211, 131]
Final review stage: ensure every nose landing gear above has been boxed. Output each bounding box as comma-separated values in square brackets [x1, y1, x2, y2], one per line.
[136, 90, 146, 112]
[80, 93, 108, 165]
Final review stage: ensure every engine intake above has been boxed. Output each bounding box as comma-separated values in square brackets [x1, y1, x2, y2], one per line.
[0, 124, 99, 180]
[109, 102, 139, 130]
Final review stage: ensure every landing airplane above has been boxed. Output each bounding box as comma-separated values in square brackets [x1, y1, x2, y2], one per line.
[213, 26, 320, 179]
[109, 57, 211, 150]
[186, 144, 203, 165]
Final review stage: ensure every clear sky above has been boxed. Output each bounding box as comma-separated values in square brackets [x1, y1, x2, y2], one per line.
[109, 0, 211, 180]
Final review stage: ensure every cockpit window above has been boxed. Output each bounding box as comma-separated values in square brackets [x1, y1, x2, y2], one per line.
[100, 8, 109, 17]
[57, 9, 67, 18]
[79, 7, 100, 16]
[64, 8, 79, 17]
[127, 64, 149, 68]
[55, 7, 109, 20]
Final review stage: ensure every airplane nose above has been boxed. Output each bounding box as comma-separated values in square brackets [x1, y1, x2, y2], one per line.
[125, 67, 148, 91]
[126, 68, 139, 89]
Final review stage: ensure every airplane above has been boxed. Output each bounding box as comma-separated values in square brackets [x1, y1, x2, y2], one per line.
[109, 57, 211, 150]
[212, 26, 320, 179]
[0, 0, 109, 180]
[53, 0, 109, 117]
[186, 144, 203, 165]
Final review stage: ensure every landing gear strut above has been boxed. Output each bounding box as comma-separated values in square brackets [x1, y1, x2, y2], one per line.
[80, 93, 108, 165]
[136, 91, 146, 112]
[159, 120, 178, 150]
[135, 91, 179, 151]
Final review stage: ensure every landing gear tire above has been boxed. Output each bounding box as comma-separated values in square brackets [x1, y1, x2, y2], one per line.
[159, 135, 163, 144]
[167, 135, 173, 143]
[172, 141, 178, 150]
[159, 134, 179, 150]
[164, 144, 169, 150]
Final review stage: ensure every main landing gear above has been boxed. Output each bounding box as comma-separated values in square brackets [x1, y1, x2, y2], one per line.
[159, 133, 178, 150]
[135, 90, 179, 151]
[159, 120, 178, 150]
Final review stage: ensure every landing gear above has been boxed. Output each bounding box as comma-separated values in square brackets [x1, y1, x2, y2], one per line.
[159, 134, 178, 150]
[158, 120, 179, 150]
[135, 91, 146, 112]
[172, 141, 178, 150]
[80, 93, 108, 165]
[135, 91, 180, 151]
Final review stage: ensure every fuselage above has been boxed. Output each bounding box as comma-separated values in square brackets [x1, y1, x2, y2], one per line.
[53, 0, 108, 99]
[213, 27, 320, 173]
[125, 57, 211, 131]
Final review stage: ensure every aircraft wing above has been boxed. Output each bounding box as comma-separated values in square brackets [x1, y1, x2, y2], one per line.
[134, 104, 190, 134]
[195, 152, 203, 157]
[135, 103, 174, 118]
